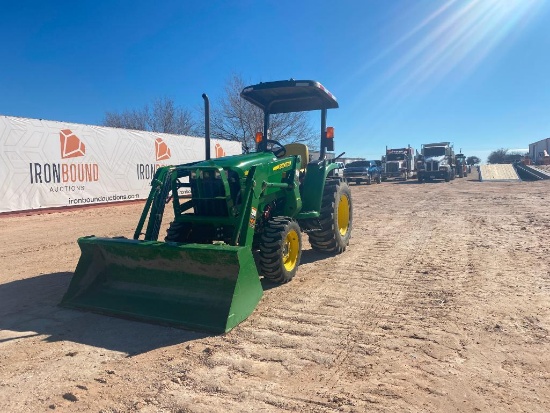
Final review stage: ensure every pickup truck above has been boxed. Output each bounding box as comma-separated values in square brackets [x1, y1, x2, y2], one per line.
[343, 160, 382, 185]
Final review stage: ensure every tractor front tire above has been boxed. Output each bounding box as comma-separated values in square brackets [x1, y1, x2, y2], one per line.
[259, 217, 302, 284]
[308, 181, 353, 254]
[165, 221, 193, 242]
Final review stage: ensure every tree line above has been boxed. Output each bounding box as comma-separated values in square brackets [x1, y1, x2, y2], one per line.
[459, 150, 525, 166]
[487, 148, 527, 164]
[104, 76, 523, 165]
[103, 74, 316, 150]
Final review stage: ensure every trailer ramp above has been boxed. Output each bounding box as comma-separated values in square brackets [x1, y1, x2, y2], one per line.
[478, 164, 520, 182]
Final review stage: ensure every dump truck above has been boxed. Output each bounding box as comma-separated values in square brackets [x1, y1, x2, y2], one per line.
[61, 79, 353, 333]
[382, 146, 416, 180]
[417, 142, 455, 182]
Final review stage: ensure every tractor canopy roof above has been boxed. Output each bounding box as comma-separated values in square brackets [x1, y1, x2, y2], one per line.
[241, 79, 339, 114]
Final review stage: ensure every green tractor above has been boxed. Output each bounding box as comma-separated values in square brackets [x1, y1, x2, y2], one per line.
[61, 79, 353, 333]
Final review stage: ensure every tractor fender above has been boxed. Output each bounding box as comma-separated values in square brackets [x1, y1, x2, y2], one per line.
[299, 160, 340, 214]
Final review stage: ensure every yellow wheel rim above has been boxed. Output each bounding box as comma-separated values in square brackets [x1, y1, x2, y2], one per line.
[283, 229, 300, 271]
[337, 194, 350, 236]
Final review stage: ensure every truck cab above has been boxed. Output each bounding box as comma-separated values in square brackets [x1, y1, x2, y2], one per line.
[417, 142, 456, 183]
[382, 147, 415, 180]
[344, 160, 382, 185]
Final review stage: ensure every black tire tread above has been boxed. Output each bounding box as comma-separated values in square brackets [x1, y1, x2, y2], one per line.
[258, 217, 302, 284]
[308, 181, 353, 254]
[165, 221, 192, 242]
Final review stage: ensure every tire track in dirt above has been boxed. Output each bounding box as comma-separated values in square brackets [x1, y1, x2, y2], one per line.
[454, 184, 550, 411]
[372, 183, 480, 410]
[221, 182, 446, 410]
[143, 182, 446, 412]
[3, 176, 550, 413]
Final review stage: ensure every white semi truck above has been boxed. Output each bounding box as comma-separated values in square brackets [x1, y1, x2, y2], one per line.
[382, 146, 416, 180]
[417, 142, 456, 182]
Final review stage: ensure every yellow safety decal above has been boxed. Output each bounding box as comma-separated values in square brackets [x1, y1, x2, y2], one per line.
[273, 161, 291, 171]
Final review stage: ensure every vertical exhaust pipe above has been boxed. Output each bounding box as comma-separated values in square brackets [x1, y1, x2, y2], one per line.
[202, 93, 211, 160]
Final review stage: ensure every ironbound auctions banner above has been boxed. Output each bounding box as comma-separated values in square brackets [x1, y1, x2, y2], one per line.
[0, 116, 241, 213]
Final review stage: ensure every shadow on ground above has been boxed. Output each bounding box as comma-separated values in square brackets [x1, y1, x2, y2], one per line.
[0, 249, 334, 353]
[256, 247, 334, 290]
[0, 272, 208, 355]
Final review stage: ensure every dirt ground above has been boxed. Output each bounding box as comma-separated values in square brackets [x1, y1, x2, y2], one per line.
[1, 171, 549, 413]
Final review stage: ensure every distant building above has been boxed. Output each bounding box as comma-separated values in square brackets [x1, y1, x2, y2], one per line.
[529, 138, 550, 164]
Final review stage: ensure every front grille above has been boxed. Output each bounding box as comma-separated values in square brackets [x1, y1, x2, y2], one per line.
[426, 161, 439, 172]
[190, 173, 228, 216]
[386, 163, 399, 172]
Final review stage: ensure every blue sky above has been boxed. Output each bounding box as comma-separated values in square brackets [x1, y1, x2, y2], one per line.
[1, 0, 549, 162]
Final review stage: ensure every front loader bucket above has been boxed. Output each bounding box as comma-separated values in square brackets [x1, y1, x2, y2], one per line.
[61, 236, 263, 333]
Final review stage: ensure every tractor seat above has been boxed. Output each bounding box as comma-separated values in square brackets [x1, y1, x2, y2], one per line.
[283, 143, 309, 171]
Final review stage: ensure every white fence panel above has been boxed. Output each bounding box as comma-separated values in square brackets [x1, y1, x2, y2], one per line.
[0, 116, 241, 213]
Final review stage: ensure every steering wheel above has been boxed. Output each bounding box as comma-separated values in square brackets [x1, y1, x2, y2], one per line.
[265, 139, 286, 157]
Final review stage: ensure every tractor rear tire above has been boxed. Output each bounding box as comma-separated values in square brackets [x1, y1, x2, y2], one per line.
[259, 217, 302, 284]
[308, 180, 353, 254]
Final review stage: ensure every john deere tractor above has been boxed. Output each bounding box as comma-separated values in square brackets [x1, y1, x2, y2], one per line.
[61, 79, 352, 333]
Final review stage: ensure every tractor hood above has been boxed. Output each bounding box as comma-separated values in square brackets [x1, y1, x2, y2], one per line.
[191, 152, 276, 172]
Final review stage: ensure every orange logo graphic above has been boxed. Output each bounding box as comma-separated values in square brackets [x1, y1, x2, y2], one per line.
[155, 138, 171, 161]
[60, 129, 86, 159]
[214, 143, 226, 158]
